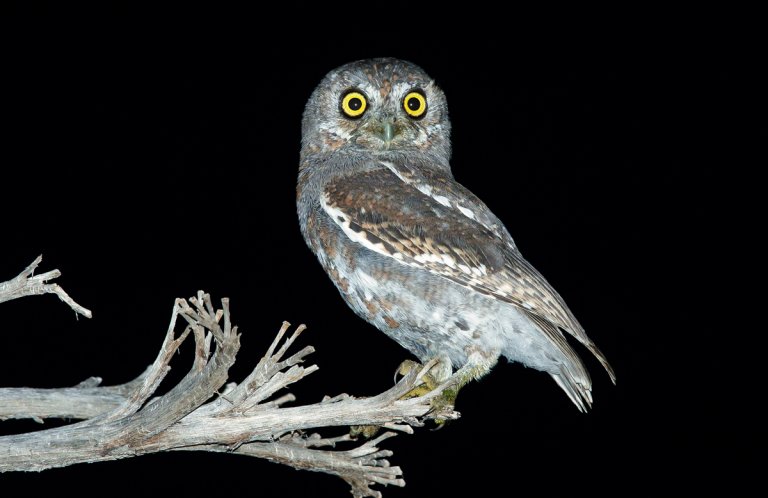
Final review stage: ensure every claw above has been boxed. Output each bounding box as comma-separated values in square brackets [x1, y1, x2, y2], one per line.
[394, 359, 422, 383]
[354, 356, 485, 439]
[396, 356, 457, 406]
[416, 357, 441, 383]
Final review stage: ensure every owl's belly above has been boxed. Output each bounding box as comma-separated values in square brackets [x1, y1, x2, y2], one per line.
[329, 250, 549, 370]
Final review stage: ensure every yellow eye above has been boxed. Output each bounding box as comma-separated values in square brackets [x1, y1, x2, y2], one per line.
[340, 90, 368, 119]
[402, 90, 427, 119]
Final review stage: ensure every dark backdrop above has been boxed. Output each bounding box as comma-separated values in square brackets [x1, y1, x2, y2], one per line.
[1, 22, 759, 497]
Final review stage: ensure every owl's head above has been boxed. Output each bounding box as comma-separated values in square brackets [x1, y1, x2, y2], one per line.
[301, 58, 451, 165]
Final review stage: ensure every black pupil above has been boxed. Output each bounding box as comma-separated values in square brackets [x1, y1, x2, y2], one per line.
[349, 97, 362, 111]
[408, 96, 421, 111]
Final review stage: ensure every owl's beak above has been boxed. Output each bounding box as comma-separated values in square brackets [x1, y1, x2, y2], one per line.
[382, 120, 395, 142]
[363, 116, 400, 146]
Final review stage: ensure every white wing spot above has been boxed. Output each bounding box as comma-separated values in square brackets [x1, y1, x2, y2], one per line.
[441, 254, 456, 268]
[357, 270, 378, 289]
[457, 205, 476, 220]
[322, 194, 421, 271]
[322, 198, 369, 243]
[379, 160, 438, 201]
[433, 195, 451, 207]
[471, 264, 488, 277]
[414, 253, 443, 264]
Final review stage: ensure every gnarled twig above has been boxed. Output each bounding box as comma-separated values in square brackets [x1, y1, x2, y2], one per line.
[0, 255, 91, 318]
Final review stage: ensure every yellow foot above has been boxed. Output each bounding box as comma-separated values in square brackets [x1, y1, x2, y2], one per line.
[350, 357, 454, 438]
[428, 351, 498, 424]
[350, 356, 473, 438]
[351, 353, 497, 437]
[395, 358, 447, 398]
[396, 357, 460, 427]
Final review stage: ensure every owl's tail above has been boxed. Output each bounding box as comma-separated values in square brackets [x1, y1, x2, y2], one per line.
[550, 365, 593, 413]
[516, 311, 604, 413]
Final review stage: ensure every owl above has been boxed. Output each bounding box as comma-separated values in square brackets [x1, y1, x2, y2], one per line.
[297, 58, 615, 411]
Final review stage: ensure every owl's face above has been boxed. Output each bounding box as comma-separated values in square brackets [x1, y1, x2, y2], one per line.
[301, 58, 451, 162]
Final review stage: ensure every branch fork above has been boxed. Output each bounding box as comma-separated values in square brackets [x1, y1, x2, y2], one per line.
[0, 255, 91, 317]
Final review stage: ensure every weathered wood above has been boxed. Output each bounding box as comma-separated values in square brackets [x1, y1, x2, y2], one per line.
[0, 255, 91, 317]
[0, 257, 459, 498]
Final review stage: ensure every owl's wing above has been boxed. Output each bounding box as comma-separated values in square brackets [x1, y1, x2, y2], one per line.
[322, 166, 615, 383]
[377, 159, 519, 251]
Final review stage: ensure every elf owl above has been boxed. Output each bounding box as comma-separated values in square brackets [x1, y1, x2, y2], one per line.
[297, 58, 615, 411]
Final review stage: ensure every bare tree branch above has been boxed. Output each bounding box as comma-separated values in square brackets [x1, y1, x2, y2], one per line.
[0, 257, 460, 497]
[0, 373, 149, 422]
[0, 255, 92, 318]
[217, 432, 406, 498]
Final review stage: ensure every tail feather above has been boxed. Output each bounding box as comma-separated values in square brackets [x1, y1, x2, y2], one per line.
[551, 371, 592, 413]
[585, 341, 617, 384]
[521, 310, 608, 412]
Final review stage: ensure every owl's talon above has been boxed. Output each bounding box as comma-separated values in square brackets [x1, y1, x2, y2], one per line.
[429, 420, 449, 431]
[356, 359, 450, 440]
[394, 359, 422, 383]
[415, 357, 441, 382]
[396, 356, 455, 401]
[352, 359, 465, 438]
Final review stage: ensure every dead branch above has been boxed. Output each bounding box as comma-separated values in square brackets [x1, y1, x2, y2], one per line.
[0, 257, 459, 498]
[0, 255, 91, 318]
[0, 373, 149, 422]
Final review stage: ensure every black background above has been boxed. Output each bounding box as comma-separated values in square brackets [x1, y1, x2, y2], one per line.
[1, 18, 761, 497]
